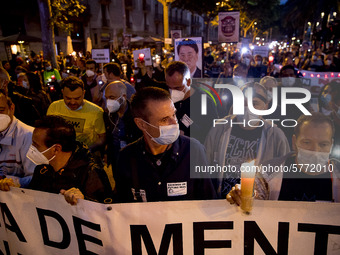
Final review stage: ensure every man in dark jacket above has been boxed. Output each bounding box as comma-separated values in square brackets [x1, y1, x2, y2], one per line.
[25, 115, 113, 205]
[104, 81, 142, 169]
[115, 87, 216, 202]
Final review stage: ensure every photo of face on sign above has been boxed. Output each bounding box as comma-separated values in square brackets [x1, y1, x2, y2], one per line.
[174, 37, 203, 78]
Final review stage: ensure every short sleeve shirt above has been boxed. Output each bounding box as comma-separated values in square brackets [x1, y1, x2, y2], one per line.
[47, 99, 105, 147]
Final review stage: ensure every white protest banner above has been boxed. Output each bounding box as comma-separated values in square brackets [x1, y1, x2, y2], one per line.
[1, 188, 340, 254]
[218, 12, 240, 43]
[0, 188, 113, 255]
[253, 46, 269, 58]
[133, 48, 152, 68]
[91, 49, 110, 63]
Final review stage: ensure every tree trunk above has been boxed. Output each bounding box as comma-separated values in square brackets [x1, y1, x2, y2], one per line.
[37, 0, 57, 68]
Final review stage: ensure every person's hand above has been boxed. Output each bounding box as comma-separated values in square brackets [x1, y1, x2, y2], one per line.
[60, 187, 84, 205]
[226, 184, 242, 206]
[0, 178, 18, 191]
[136, 59, 147, 76]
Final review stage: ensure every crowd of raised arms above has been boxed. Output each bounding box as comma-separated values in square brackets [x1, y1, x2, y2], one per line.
[0, 41, 339, 206]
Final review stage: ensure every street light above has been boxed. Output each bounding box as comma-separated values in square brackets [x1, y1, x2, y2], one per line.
[321, 12, 325, 18]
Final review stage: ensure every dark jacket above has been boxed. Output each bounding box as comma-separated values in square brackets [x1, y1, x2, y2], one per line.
[115, 135, 217, 202]
[135, 73, 169, 92]
[28, 142, 113, 203]
[104, 101, 142, 167]
[192, 67, 202, 78]
[174, 88, 218, 144]
[8, 82, 40, 126]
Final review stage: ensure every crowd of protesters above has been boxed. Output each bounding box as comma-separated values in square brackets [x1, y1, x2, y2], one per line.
[0, 40, 339, 206]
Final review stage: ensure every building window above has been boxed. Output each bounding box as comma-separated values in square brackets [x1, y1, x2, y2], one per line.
[101, 4, 108, 27]
[126, 10, 131, 28]
[70, 22, 84, 39]
[94, 33, 98, 45]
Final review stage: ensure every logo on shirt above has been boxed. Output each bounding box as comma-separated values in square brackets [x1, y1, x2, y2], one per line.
[61, 116, 86, 133]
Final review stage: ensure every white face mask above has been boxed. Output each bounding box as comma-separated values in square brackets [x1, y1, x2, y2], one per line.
[281, 77, 295, 87]
[0, 114, 11, 132]
[170, 87, 188, 103]
[233, 76, 245, 88]
[256, 61, 262, 66]
[242, 58, 250, 66]
[86, 70, 95, 77]
[236, 106, 259, 123]
[106, 97, 122, 113]
[22, 80, 29, 89]
[26, 144, 56, 165]
[141, 119, 180, 145]
[46, 66, 52, 71]
[297, 147, 330, 169]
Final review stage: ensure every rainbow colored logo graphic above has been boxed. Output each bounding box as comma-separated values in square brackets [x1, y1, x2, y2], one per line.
[196, 82, 223, 107]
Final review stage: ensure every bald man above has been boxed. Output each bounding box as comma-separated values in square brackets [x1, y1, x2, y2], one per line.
[104, 81, 142, 168]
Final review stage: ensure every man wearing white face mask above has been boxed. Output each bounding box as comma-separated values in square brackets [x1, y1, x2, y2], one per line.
[205, 82, 290, 198]
[23, 115, 112, 205]
[104, 81, 141, 168]
[165, 61, 218, 144]
[115, 87, 216, 202]
[81, 59, 103, 107]
[47, 77, 106, 154]
[227, 113, 340, 204]
[102, 62, 136, 109]
[0, 91, 36, 190]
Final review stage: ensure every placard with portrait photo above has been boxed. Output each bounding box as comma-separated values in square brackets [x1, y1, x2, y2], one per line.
[174, 37, 203, 78]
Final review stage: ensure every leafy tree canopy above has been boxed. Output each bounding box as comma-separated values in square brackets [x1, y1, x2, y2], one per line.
[50, 0, 86, 32]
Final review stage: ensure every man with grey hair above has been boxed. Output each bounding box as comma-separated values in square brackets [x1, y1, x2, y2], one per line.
[104, 81, 141, 168]
[205, 81, 290, 198]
